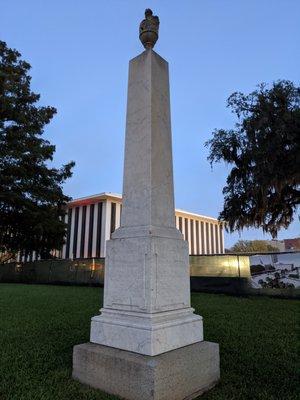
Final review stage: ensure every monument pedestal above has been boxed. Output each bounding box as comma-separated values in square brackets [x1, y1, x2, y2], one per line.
[73, 341, 220, 400]
[90, 230, 203, 356]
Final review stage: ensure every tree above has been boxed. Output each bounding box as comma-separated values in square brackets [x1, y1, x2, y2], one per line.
[229, 240, 278, 253]
[205, 80, 300, 237]
[0, 41, 75, 261]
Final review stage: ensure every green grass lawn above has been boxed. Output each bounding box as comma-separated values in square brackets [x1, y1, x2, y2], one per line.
[0, 284, 298, 400]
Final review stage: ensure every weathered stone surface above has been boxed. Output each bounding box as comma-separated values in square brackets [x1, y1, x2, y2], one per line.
[73, 341, 220, 400]
[90, 306, 203, 356]
[121, 49, 175, 230]
[90, 49, 203, 356]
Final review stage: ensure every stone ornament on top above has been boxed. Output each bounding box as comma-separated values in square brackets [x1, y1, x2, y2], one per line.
[139, 8, 159, 49]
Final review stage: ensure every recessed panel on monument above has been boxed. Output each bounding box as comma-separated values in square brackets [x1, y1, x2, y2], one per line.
[104, 236, 191, 312]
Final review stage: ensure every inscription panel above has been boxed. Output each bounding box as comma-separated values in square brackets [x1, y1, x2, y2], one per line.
[104, 238, 147, 311]
[153, 237, 190, 311]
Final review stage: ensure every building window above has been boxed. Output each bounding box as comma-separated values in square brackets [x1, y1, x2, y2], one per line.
[201, 221, 205, 254]
[206, 222, 210, 254]
[96, 202, 103, 258]
[190, 219, 195, 255]
[185, 218, 189, 243]
[88, 204, 95, 258]
[80, 205, 87, 258]
[215, 224, 219, 254]
[219, 224, 224, 253]
[65, 208, 72, 259]
[210, 223, 215, 254]
[110, 202, 116, 237]
[73, 207, 80, 259]
[195, 220, 200, 254]
[178, 217, 183, 233]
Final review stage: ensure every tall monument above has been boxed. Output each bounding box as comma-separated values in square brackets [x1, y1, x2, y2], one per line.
[73, 9, 220, 399]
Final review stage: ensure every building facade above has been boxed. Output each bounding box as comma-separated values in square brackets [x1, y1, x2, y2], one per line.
[14, 192, 224, 262]
[60, 192, 224, 259]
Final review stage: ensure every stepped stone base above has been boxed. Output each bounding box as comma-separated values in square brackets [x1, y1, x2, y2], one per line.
[72, 341, 220, 400]
[90, 307, 203, 356]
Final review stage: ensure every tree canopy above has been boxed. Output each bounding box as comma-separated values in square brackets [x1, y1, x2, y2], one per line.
[0, 41, 75, 260]
[206, 80, 300, 237]
[228, 240, 278, 254]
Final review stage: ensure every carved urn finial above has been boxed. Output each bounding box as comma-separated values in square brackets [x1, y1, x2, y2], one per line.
[139, 9, 160, 49]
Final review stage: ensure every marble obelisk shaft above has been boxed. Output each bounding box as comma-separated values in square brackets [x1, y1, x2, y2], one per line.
[89, 49, 203, 356]
[121, 49, 175, 230]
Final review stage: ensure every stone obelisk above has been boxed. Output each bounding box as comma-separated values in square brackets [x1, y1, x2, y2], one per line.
[73, 9, 220, 400]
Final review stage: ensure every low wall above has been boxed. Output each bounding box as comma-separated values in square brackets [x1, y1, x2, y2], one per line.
[190, 255, 250, 278]
[190, 276, 299, 298]
[0, 259, 105, 286]
[190, 276, 250, 295]
[1, 255, 299, 298]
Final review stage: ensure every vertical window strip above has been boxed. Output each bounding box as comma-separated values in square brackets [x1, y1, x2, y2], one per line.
[195, 220, 200, 255]
[62, 212, 68, 259]
[72, 207, 79, 259]
[210, 223, 215, 254]
[185, 218, 189, 243]
[80, 205, 87, 258]
[110, 202, 116, 237]
[201, 221, 205, 254]
[88, 204, 95, 258]
[190, 219, 195, 255]
[179, 217, 183, 233]
[219, 224, 224, 253]
[206, 222, 210, 254]
[215, 224, 219, 253]
[65, 208, 72, 259]
[96, 202, 103, 258]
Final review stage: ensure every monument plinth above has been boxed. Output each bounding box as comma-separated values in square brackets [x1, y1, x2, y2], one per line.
[73, 9, 220, 399]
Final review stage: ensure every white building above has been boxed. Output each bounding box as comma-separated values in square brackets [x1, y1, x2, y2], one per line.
[13, 192, 224, 262]
[59, 192, 224, 259]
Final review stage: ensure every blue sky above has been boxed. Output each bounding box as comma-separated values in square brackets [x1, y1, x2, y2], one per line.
[2, 0, 299, 247]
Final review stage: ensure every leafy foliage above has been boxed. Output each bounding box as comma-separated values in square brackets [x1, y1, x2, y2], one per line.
[229, 240, 278, 253]
[206, 80, 300, 237]
[0, 41, 75, 258]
